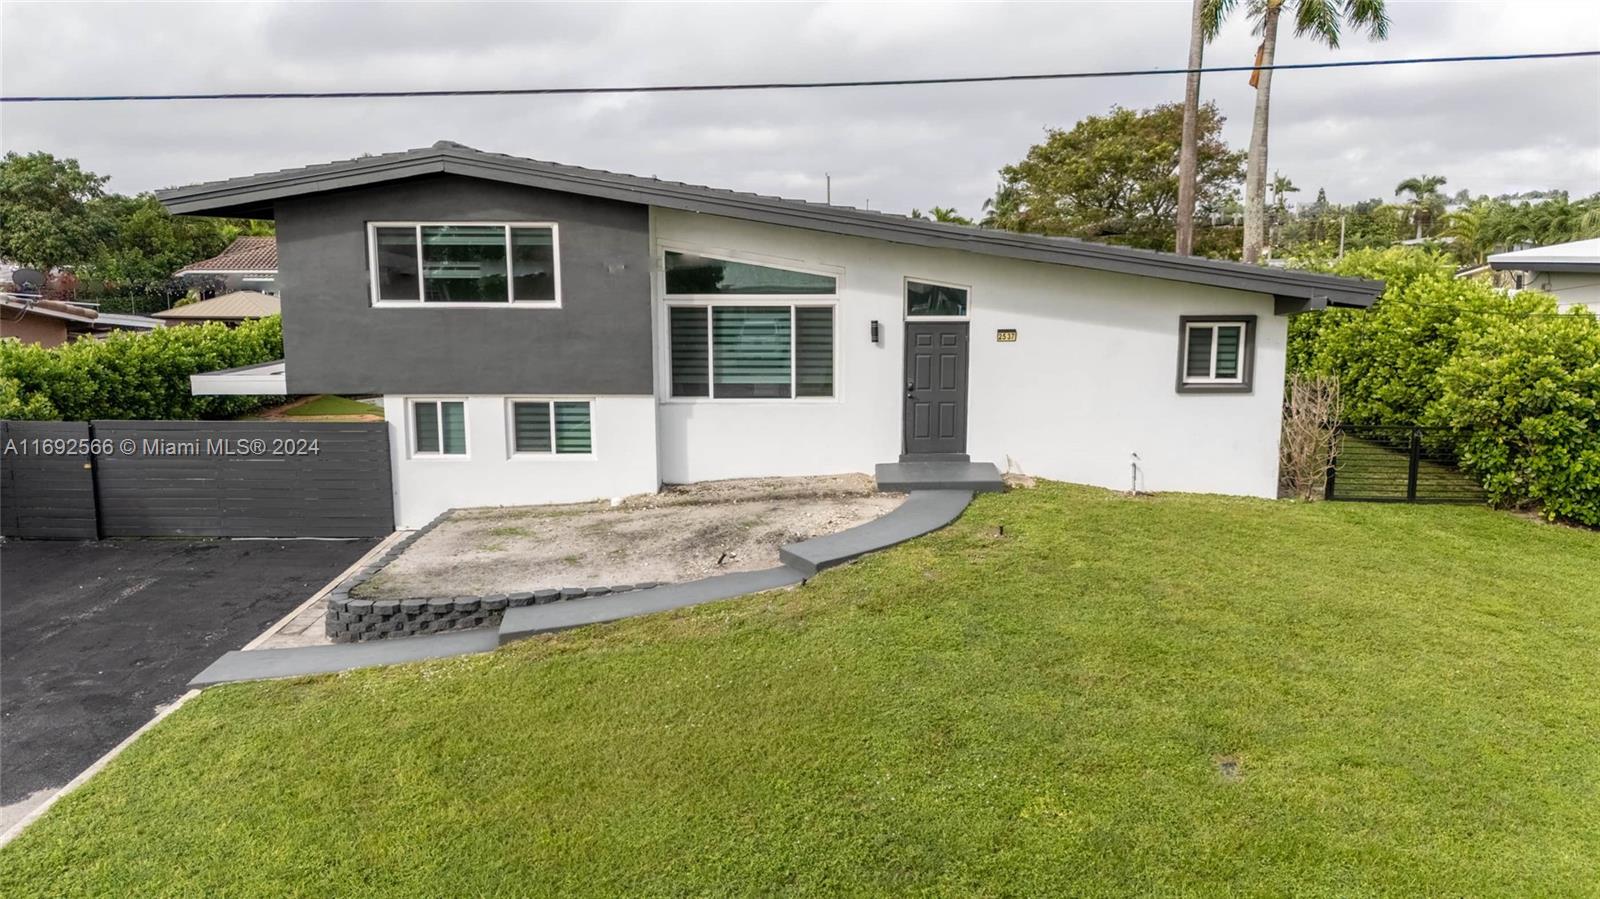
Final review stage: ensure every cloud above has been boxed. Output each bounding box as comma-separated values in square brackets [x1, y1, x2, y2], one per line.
[2, 0, 1596, 217]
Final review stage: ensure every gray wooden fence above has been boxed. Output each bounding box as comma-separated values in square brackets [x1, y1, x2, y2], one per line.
[1, 420, 394, 539]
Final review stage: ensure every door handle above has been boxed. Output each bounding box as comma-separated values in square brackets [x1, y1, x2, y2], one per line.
[906, 380, 915, 398]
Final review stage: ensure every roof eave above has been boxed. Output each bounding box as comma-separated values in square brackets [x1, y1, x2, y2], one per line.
[1488, 259, 1600, 273]
[155, 146, 1382, 306]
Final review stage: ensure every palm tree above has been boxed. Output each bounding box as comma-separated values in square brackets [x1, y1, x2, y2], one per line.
[1175, 0, 1209, 255]
[1204, 0, 1390, 263]
[1395, 174, 1448, 239]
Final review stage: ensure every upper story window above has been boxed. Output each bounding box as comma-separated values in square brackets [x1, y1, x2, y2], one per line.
[369, 223, 559, 306]
[1177, 315, 1256, 393]
[664, 250, 837, 401]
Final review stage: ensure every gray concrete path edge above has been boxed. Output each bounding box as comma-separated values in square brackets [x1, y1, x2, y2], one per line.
[188, 487, 979, 687]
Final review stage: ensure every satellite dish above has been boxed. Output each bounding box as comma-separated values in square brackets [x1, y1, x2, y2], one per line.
[11, 268, 44, 292]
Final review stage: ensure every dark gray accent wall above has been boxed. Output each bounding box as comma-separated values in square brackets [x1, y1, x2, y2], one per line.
[275, 174, 651, 395]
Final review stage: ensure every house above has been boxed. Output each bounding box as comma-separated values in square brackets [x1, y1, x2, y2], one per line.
[152, 290, 281, 325]
[1, 295, 163, 347]
[1488, 238, 1599, 310]
[174, 236, 279, 296]
[157, 141, 1382, 528]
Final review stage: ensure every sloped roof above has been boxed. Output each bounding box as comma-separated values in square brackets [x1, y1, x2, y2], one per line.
[156, 141, 1382, 307]
[174, 236, 278, 275]
[0, 296, 98, 323]
[153, 290, 280, 321]
[1489, 237, 1600, 272]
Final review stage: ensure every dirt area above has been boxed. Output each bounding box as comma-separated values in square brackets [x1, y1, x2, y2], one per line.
[357, 475, 904, 599]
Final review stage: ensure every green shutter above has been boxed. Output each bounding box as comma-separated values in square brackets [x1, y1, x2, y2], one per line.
[712, 306, 792, 398]
[413, 401, 440, 453]
[512, 402, 552, 453]
[440, 401, 467, 454]
[1214, 326, 1241, 379]
[795, 307, 834, 397]
[1185, 326, 1214, 379]
[554, 402, 592, 454]
[670, 307, 709, 397]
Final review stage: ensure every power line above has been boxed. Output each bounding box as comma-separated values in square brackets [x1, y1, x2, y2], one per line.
[3, 50, 1596, 103]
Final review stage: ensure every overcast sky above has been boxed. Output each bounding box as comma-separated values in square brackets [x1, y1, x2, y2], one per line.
[2, 1, 1597, 217]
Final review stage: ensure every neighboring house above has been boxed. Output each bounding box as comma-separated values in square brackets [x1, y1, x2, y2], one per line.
[174, 236, 279, 296]
[1, 295, 163, 347]
[152, 290, 281, 325]
[157, 141, 1382, 528]
[1488, 237, 1600, 310]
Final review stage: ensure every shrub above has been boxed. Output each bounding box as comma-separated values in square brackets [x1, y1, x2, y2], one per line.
[0, 315, 283, 421]
[1430, 306, 1600, 526]
[1280, 373, 1343, 501]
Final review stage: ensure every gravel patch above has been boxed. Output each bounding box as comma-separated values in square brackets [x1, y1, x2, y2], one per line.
[357, 475, 903, 598]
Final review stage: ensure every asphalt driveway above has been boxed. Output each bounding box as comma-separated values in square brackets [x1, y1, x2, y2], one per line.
[0, 537, 377, 825]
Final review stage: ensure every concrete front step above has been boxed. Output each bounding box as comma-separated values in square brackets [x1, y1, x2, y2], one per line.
[875, 460, 1005, 493]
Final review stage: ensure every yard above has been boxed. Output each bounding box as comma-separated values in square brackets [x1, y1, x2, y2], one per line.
[3, 483, 1597, 896]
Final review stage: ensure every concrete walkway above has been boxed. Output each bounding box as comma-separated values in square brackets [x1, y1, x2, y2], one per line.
[188, 485, 984, 688]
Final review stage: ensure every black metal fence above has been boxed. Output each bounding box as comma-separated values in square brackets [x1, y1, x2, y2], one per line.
[1325, 424, 1486, 504]
[1, 419, 394, 539]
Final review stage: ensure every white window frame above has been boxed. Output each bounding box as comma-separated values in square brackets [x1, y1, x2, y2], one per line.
[659, 246, 842, 405]
[903, 276, 972, 322]
[367, 222, 562, 309]
[504, 397, 597, 459]
[407, 397, 470, 459]
[1181, 320, 1249, 384]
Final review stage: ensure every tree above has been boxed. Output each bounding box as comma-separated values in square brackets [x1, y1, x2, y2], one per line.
[909, 206, 974, 226]
[1175, 0, 1209, 255]
[1205, 0, 1390, 263]
[985, 102, 1245, 252]
[1395, 174, 1448, 239]
[78, 194, 233, 301]
[0, 151, 107, 276]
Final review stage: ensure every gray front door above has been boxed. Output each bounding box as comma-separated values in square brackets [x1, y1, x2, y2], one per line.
[903, 321, 969, 455]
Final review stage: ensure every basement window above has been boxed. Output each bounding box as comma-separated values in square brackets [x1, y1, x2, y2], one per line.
[411, 399, 467, 456]
[1177, 316, 1255, 393]
[509, 400, 593, 456]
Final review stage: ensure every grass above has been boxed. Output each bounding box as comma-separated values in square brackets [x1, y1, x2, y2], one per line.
[4, 483, 1598, 897]
[282, 394, 382, 417]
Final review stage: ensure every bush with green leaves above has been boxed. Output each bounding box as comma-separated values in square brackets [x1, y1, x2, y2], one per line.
[1429, 306, 1600, 526]
[1288, 246, 1600, 525]
[0, 315, 283, 421]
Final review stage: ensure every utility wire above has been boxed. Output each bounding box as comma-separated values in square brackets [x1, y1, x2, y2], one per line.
[3, 50, 1596, 103]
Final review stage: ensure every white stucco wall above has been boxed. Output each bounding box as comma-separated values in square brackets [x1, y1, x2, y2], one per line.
[1523, 271, 1599, 311]
[383, 394, 659, 528]
[652, 210, 1288, 498]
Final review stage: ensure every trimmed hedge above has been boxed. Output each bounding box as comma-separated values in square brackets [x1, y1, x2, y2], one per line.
[0, 315, 283, 421]
[1290, 248, 1600, 526]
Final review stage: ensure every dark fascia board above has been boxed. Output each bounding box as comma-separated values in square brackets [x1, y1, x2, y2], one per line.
[1488, 260, 1600, 273]
[157, 144, 1383, 307]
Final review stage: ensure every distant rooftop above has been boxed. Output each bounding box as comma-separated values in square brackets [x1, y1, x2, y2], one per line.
[154, 290, 280, 321]
[174, 236, 277, 276]
[1489, 237, 1600, 272]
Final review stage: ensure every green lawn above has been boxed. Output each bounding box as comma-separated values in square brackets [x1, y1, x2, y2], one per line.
[5, 484, 1598, 897]
[283, 394, 382, 417]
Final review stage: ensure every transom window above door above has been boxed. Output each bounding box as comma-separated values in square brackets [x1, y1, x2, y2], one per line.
[906, 280, 969, 317]
[369, 223, 559, 305]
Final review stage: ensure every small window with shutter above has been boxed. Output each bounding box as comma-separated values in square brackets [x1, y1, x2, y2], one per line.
[508, 400, 593, 456]
[1177, 316, 1255, 393]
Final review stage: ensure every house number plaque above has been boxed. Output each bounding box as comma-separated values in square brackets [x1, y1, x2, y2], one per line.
[996, 329, 1018, 342]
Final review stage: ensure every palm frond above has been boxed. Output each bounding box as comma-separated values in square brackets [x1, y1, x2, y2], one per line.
[1292, 0, 1344, 48]
[1344, 0, 1391, 40]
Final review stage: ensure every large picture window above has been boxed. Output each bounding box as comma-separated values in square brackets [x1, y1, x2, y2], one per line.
[370, 223, 559, 305]
[1176, 315, 1256, 393]
[665, 251, 837, 400]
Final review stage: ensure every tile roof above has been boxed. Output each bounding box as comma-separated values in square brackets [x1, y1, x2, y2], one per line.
[174, 236, 277, 275]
